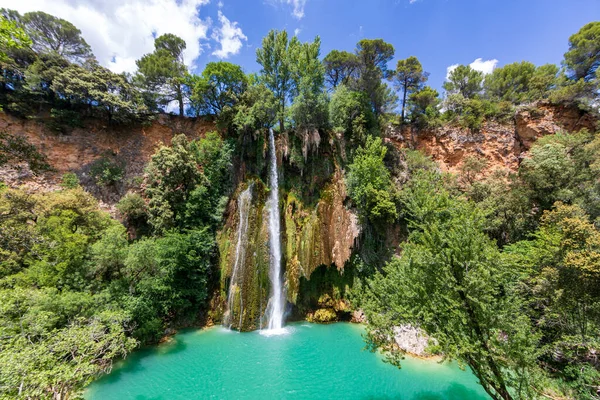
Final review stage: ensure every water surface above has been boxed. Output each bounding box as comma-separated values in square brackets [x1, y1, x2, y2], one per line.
[86, 323, 489, 400]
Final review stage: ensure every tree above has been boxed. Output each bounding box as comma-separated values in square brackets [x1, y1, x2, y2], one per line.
[289, 35, 329, 142]
[528, 63, 559, 100]
[563, 22, 600, 81]
[144, 134, 203, 234]
[346, 135, 397, 224]
[393, 56, 428, 122]
[407, 86, 440, 128]
[52, 62, 147, 124]
[21, 11, 93, 63]
[0, 15, 31, 63]
[329, 84, 374, 145]
[256, 29, 298, 132]
[136, 34, 188, 115]
[189, 61, 247, 121]
[484, 61, 536, 103]
[323, 50, 359, 88]
[233, 79, 278, 134]
[355, 39, 395, 115]
[443, 64, 484, 98]
[361, 171, 540, 400]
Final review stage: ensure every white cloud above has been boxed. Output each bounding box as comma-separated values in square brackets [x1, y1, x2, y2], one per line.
[294, 28, 301, 36]
[218, 1, 224, 8]
[0, 0, 212, 73]
[446, 58, 498, 79]
[211, 10, 247, 59]
[470, 58, 498, 75]
[268, 0, 307, 19]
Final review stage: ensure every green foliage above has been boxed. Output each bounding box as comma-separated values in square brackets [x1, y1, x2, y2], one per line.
[52, 63, 148, 124]
[189, 61, 247, 125]
[393, 56, 428, 121]
[346, 135, 398, 224]
[136, 34, 188, 115]
[60, 172, 79, 189]
[256, 29, 297, 131]
[361, 171, 540, 400]
[506, 203, 600, 399]
[443, 65, 483, 99]
[49, 108, 82, 131]
[144, 133, 232, 234]
[21, 10, 93, 63]
[0, 131, 51, 174]
[323, 49, 359, 88]
[563, 21, 600, 81]
[355, 39, 395, 115]
[89, 157, 125, 186]
[407, 86, 441, 128]
[233, 79, 278, 134]
[0, 15, 31, 63]
[116, 192, 148, 235]
[289, 36, 329, 132]
[329, 84, 375, 145]
[484, 62, 559, 105]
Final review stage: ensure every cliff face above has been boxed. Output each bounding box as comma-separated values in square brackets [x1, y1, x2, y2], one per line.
[0, 113, 214, 204]
[1, 103, 593, 330]
[217, 170, 360, 331]
[387, 103, 596, 176]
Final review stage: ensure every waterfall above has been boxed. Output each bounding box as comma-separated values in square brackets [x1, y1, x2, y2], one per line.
[224, 185, 253, 330]
[265, 128, 285, 331]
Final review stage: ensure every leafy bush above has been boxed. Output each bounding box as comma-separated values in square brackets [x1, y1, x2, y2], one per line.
[60, 172, 80, 189]
[89, 157, 125, 186]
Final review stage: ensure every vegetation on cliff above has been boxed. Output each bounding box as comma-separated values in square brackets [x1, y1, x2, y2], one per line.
[0, 8, 599, 400]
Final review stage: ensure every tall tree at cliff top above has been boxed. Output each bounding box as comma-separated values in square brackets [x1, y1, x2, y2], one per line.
[21, 11, 93, 64]
[393, 56, 428, 122]
[361, 171, 540, 400]
[355, 39, 395, 116]
[443, 64, 484, 99]
[136, 33, 188, 115]
[256, 29, 298, 132]
[289, 35, 329, 140]
[564, 21, 600, 82]
[323, 50, 360, 89]
[189, 61, 247, 118]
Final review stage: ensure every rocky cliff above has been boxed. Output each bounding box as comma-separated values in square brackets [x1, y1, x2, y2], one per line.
[0, 113, 214, 206]
[387, 103, 596, 176]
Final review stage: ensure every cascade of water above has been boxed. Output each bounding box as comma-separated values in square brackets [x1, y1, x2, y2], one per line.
[224, 185, 253, 329]
[265, 128, 285, 331]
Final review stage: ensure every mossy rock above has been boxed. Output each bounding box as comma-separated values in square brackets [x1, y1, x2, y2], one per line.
[309, 308, 338, 323]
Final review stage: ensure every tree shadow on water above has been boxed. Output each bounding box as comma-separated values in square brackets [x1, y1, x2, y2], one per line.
[95, 336, 188, 386]
[412, 383, 489, 400]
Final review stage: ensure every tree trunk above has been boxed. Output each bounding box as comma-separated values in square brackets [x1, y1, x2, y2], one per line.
[401, 85, 407, 123]
[458, 289, 513, 400]
[177, 84, 184, 116]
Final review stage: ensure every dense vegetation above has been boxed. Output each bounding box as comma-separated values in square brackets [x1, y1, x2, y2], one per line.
[1, 7, 600, 400]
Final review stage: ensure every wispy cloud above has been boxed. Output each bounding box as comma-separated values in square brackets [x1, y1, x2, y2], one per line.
[268, 0, 308, 19]
[212, 10, 247, 59]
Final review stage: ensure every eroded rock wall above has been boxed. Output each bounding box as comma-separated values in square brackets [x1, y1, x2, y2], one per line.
[387, 103, 596, 176]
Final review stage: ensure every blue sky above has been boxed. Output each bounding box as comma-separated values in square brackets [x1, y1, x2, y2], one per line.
[200, 0, 600, 90]
[1, 0, 598, 91]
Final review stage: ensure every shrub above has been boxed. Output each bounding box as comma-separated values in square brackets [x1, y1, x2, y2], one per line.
[60, 172, 80, 189]
[89, 157, 125, 186]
